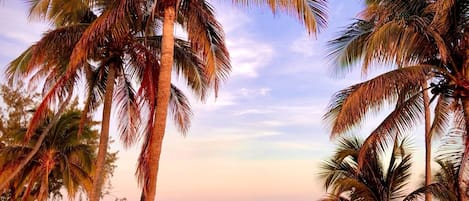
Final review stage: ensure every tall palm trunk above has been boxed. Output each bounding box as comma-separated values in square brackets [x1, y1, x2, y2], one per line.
[423, 82, 432, 201]
[38, 151, 54, 201]
[458, 37, 469, 201]
[460, 46, 469, 201]
[0, 96, 71, 191]
[460, 98, 469, 201]
[142, 5, 176, 201]
[89, 63, 117, 201]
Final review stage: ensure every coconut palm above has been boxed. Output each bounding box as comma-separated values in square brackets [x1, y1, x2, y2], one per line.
[5, 1, 210, 200]
[404, 128, 466, 201]
[319, 136, 413, 201]
[326, 1, 435, 199]
[2, 3, 132, 199]
[324, 0, 469, 199]
[8, 1, 328, 200]
[141, 0, 327, 200]
[404, 159, 460, 201]
[0, 102, 110, 201]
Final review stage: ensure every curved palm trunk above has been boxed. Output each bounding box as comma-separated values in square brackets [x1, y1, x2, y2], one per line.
[422, 82, 432, 201]
[89, 64, 117, 201]
[0, 96, 71, 191]
[142, 5, 176, 201]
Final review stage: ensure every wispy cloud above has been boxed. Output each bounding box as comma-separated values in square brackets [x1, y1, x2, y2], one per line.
[215, 6, 275, 78]
[239, 87, 271, 96]
[234, 109, 273, 116]
[227, 38, 274, 77]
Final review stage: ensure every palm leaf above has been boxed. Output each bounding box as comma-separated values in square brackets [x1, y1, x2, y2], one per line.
[6, 24, 87, 82]
[324, 65, 431, 137]
[231, 0, 327, 34]
[178, 0, 231, 97]
[358, 91, 423, 166]
[141, 36, 208, 100]
[430, 95, 456, 139]
[169, 85, 193, 134]
[404, 183, 457, 201]
[115, 74, 140, 148]
[327, 19, 373, 75]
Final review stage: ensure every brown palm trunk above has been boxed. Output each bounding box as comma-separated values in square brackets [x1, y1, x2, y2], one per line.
[423, 82, 432, 201]
[458, 40, 469, 201]
[0, 96, 71, 191]
[460, 47, 469, 201]
[460, 98, 469, 201]
[89, 64, 117, 201]
[38, 152, 54, 201]
[142, 5, 176, 201]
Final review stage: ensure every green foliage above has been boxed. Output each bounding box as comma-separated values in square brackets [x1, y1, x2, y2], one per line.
[319, 136, 413, 201]
[0, 83, 117, 200]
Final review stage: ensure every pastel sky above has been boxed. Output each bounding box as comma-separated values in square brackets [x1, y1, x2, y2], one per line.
[0, 1, 431, 201]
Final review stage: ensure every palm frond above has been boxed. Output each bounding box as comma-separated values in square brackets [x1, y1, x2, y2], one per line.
[404, 183, 458, 201]
[68, 0, 143, 75]
[169, 85, 193, 135]
[435, 128, 465, 168]
[6, 24, 87, 85]
[173, 38, 208, 100]
[427, 0, 455, 35]
[25, 76, 75, 140]
[318, 194, 351, 201]
[358, 91, 423, 166]
[327, 19, 373, 75]
[142, 36, 209, 100]
[231, 0, 327, 34]
[6, 46, 33, 85]
[178, 0, 231, 97]
[79, 65, 105, 136]
[333, 137, 362, 163]
[430, 95, 456, 139]
[324, 65, 431, 137]
[332, 177, 376, 201]
[115, 74, 140, 148]
[389, 153, 413, 199]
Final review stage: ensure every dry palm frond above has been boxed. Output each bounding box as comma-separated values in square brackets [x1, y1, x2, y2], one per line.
[169, 85, 193, 134]
[427, 0, 455, 35]
[6, 24, 87, 83]
[357, 91, 422, 170]
[324, 65, 431, 137]
[231, 0, 327, 35]
[142, 36, 209, 100]
[115, 74, 140, 148]
[178, 0, 231, 97]
[327, 19, 373, 75]
[430, 95, 456, 139]
[404, 183, 458, 201]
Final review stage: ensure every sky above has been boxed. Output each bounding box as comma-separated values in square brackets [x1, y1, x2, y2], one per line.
[0, 1, 431, 201]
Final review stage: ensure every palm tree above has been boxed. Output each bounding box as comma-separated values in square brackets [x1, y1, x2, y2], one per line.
[7, 1, 328, 201]
[324, 0, 468, 199]
[404, 128, 465, 201]
[5, 1, 210, 200]
[326, 2, 435, 200]
[141, 0, 327, 200]
[2, 3, 126, 199]
[319, 136, 413, 201]
[404, 159, 460, 201]
[0, 102, 113, 201]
